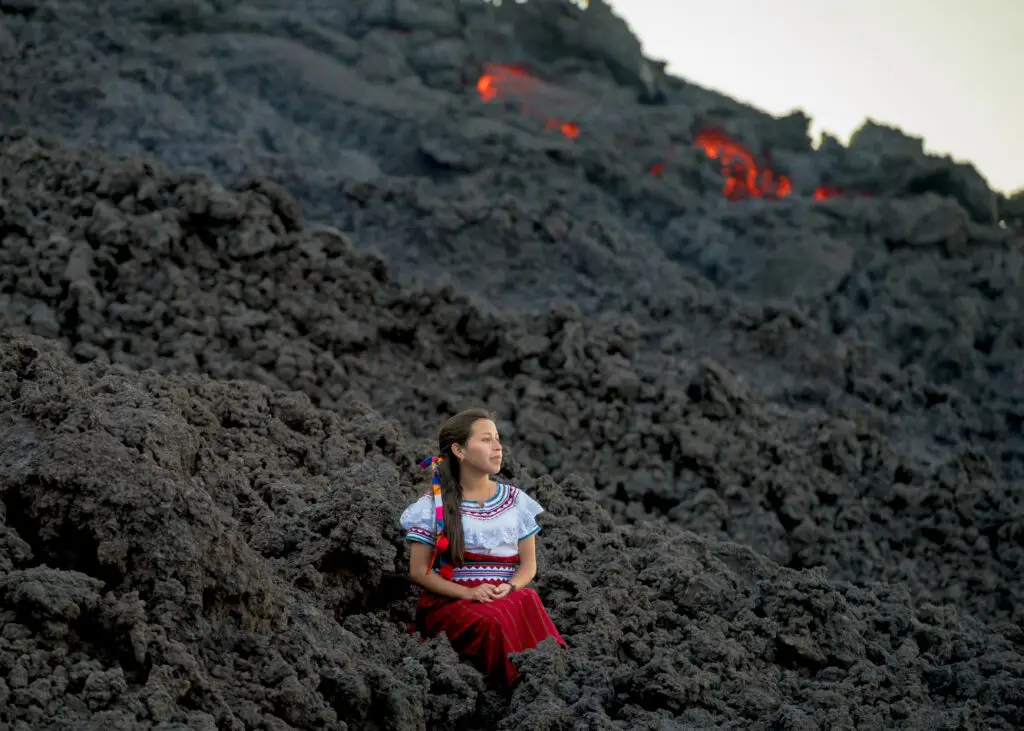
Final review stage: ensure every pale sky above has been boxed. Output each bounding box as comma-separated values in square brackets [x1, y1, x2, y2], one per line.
[605, 0, 1023, 195]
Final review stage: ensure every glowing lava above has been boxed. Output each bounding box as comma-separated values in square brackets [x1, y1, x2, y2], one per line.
[476, 64, 534, 103]
[647, 130, 859, 202]
[474, 63, 861, 202]
[475, 63, 581, 140]
[545, 120, 580, 138]
[693, 129, 792, 200]
[813, 186, 846, 200]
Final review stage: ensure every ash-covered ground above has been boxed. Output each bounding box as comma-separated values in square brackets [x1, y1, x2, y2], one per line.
[0, 1, 1022, 729]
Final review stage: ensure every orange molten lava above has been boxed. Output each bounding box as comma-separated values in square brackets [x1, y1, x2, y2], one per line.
[693, 129, 792, 200]
[813, 186, 845, 200]
[475, 63, 580, 140]
[545, 120, 580, 138]
[475, 63, 861, 201]
[647, 161, 666, 176]
[476, 65, 532, 103]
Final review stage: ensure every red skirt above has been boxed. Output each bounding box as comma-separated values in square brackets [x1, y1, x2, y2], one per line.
[414, 552, 566, 687]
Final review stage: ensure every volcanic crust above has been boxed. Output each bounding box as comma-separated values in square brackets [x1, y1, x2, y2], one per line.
[0, 1, 1022, 729]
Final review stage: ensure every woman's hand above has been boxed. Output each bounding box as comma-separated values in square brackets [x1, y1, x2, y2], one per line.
[468, 584, 501, 603]
[491, 582, 514, 600]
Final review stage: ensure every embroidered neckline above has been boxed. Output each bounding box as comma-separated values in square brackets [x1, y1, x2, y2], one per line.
[462, 481, 507, 506]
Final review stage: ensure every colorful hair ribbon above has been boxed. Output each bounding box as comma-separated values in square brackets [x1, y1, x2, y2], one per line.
[419, 456, 453, 579]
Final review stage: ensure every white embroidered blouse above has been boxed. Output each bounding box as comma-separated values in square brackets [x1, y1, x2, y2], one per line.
[400, 482, 544, 558]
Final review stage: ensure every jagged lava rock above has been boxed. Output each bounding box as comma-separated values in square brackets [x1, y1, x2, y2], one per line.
[1, 131, 1021, 630]
[1, 333, 1022, 730]
[0, 0, 1023, 727]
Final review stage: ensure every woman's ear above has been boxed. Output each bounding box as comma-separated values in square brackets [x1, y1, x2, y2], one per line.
[451, 444, 463, 461]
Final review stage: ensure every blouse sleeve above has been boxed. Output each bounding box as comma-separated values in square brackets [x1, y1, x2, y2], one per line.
[515, 489, 545, 541]
[399, 495, 436, 547]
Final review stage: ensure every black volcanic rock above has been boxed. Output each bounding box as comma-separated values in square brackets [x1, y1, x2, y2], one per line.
[0, 1, 1022, 728]
[2, 332, 1022, 729]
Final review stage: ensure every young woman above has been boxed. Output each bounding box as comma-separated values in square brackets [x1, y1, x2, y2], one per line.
[400, 408, 566, 688]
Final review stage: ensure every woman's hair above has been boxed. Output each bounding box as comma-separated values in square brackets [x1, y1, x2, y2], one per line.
[436, 407, 495, 566]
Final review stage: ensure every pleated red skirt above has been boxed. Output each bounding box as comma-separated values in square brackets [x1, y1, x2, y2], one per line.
[413, 552, 567, 687]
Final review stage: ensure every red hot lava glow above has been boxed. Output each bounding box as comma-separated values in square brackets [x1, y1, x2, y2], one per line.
[656, 130, 848, 202]
[813, 186, 846, 200]
[693, 129, 792, 200]
[475, 63, 850, 202]
[476, 64, 529, 103]
[475, 64, 580, 139]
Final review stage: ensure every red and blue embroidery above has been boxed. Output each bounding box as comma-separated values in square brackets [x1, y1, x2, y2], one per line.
[401, 475, 541, 571]
[462, 483, 516, 519]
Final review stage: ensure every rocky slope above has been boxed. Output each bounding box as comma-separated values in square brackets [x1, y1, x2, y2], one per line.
[0, 0, 1022, 728]
[2, 333, 1021, 729]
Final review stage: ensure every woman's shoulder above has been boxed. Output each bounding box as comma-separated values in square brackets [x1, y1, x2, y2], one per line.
[406, 490, 433, 508]
[399, 492, 433, 524]
[495, 481, 530, 507]
[500, 482, 544, 512]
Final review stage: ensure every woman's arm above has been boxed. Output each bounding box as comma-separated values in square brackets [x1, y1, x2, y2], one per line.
[407, 541, 474, 600]
[508, 535, 538, 590]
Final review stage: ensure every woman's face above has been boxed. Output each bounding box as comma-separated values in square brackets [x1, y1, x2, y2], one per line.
[455, 418, 502, 475]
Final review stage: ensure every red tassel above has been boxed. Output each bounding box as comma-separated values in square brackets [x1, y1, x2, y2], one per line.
[435, 535, 449, 552]
[439, 565, 454, 580]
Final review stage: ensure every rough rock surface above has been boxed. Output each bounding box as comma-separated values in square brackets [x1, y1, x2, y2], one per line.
[2, 334, 1022, 730]
[1, 130, 1021, 629]
[0, 0, 1022, 729]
